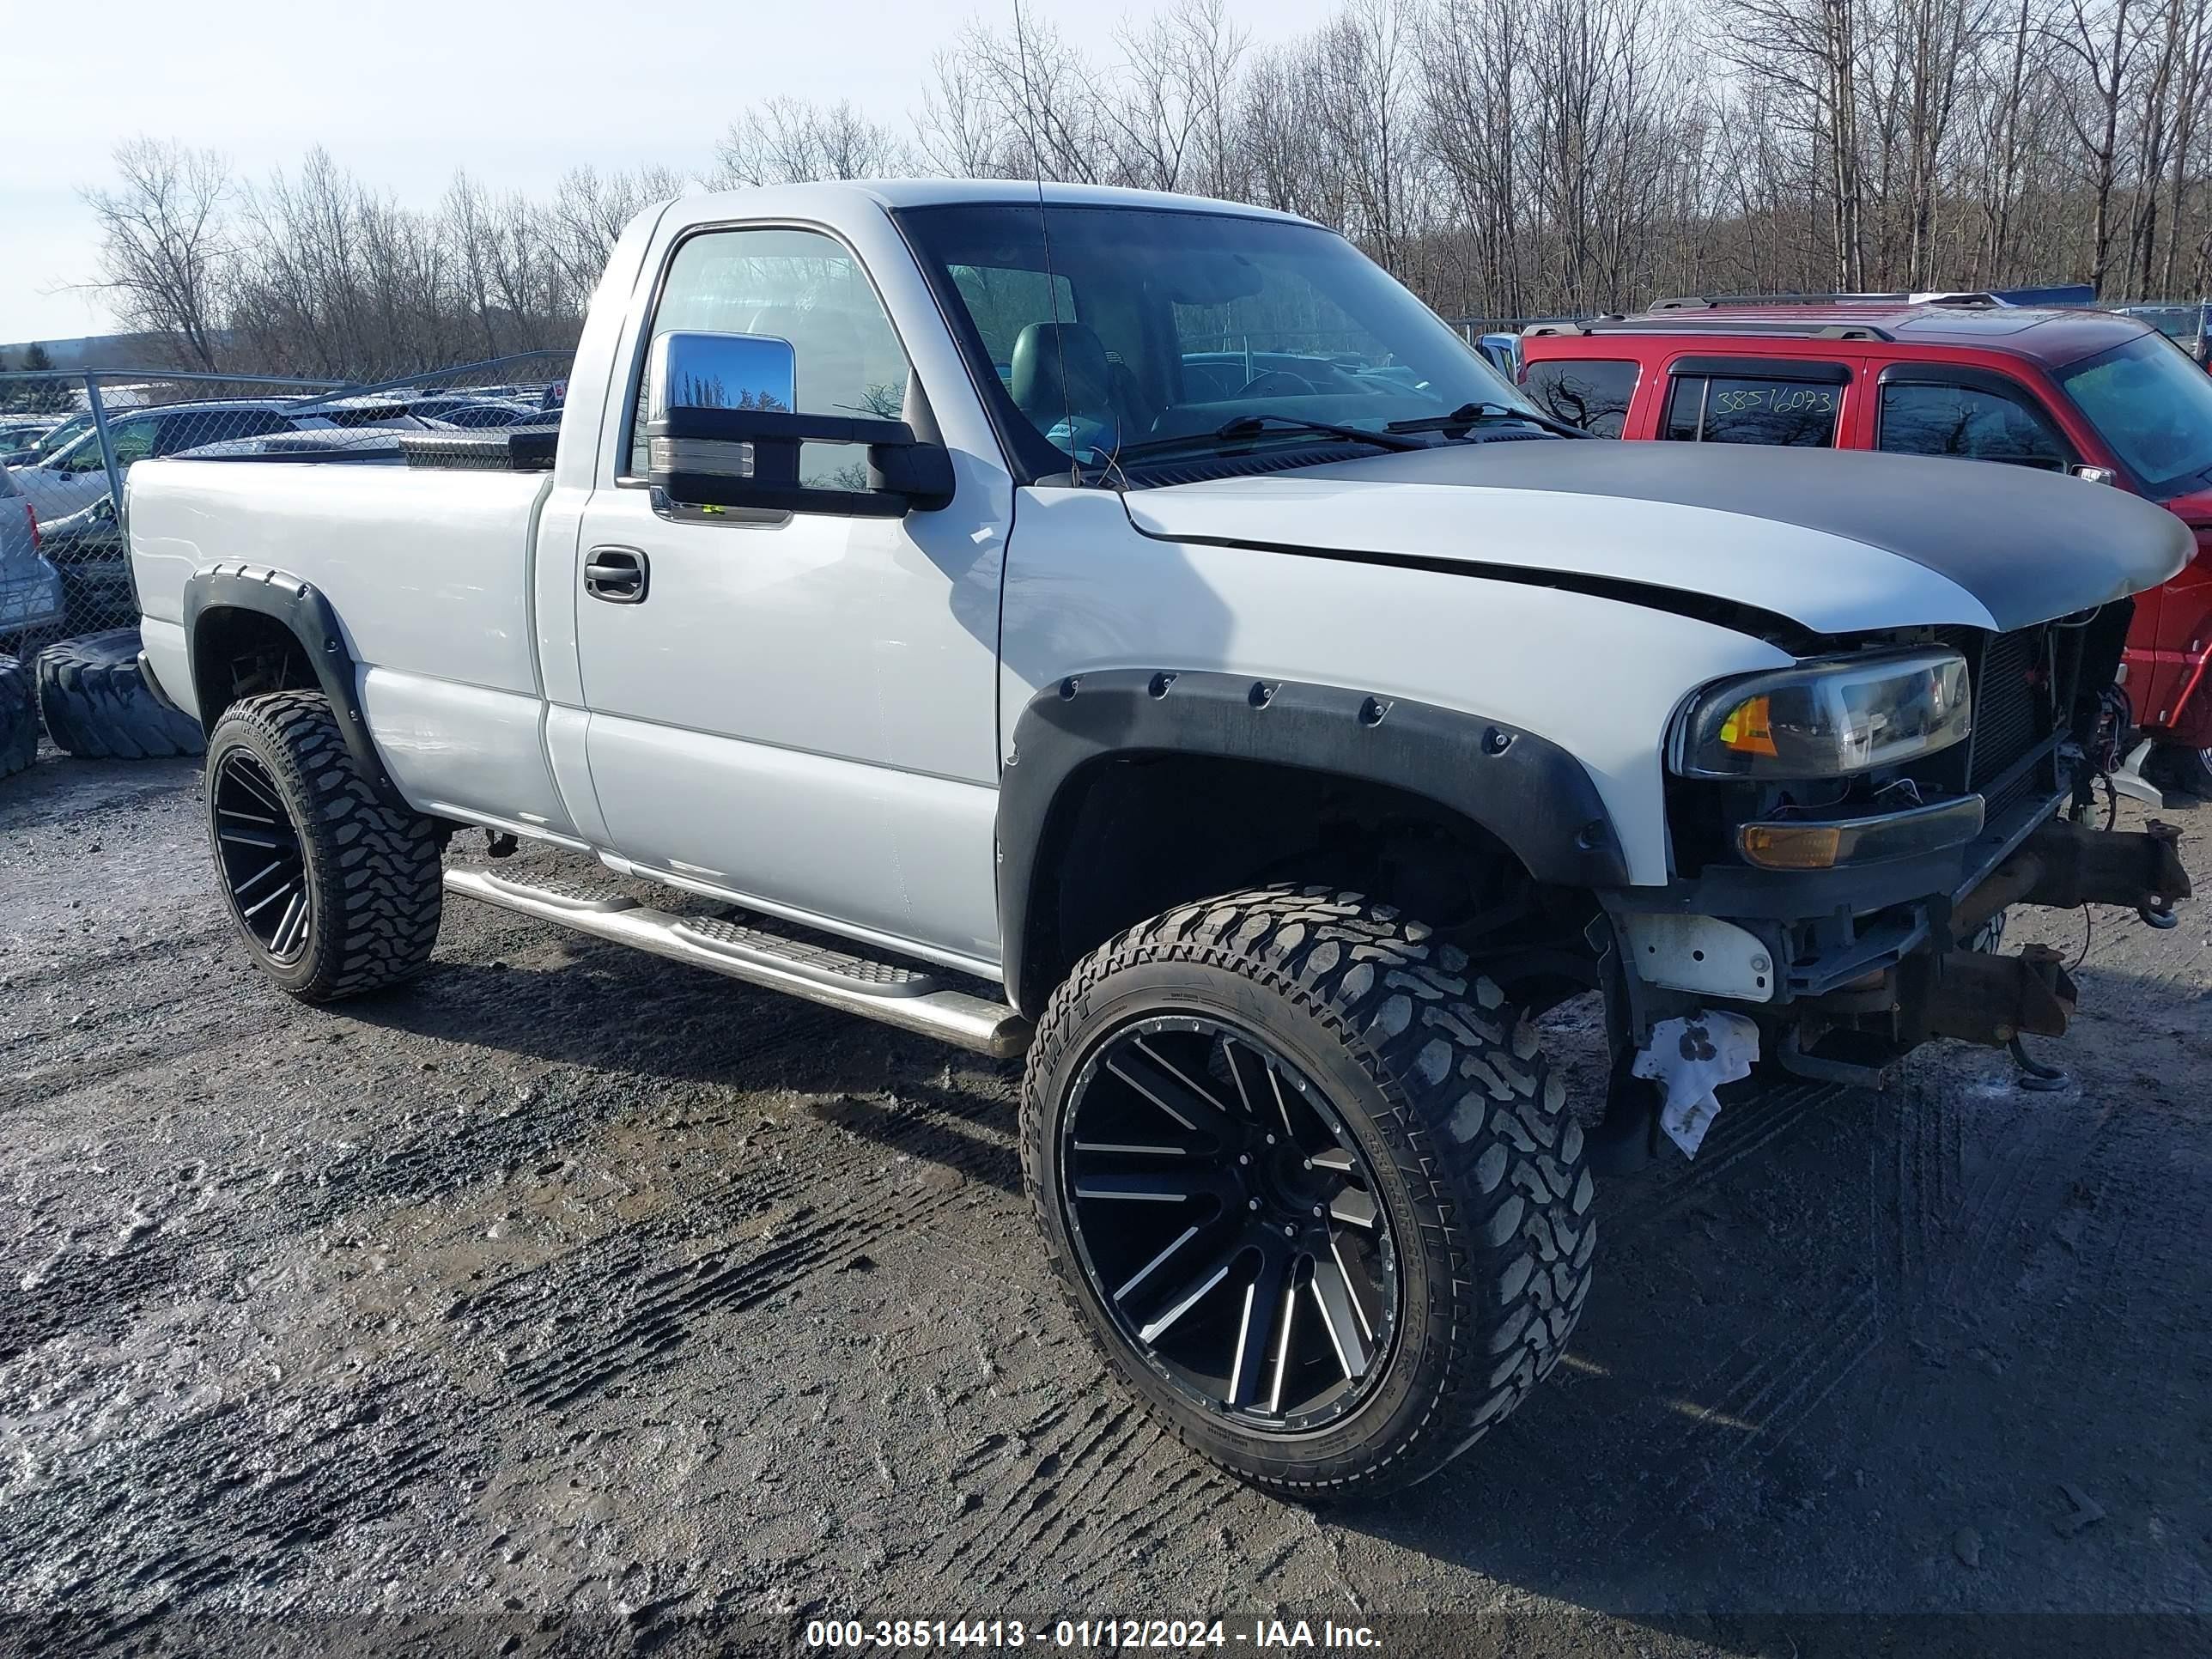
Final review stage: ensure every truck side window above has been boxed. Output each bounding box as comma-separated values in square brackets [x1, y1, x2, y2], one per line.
[1877, 381, 2069, 471]
[1522, 361, 1637, 437]
[1662, 374, 1839, 447]
[630, 227, 911, 486]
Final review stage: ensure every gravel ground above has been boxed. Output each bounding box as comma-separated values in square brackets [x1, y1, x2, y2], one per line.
[2, 750, 2209, 1657]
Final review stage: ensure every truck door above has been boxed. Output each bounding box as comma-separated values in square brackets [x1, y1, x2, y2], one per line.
[569, 223, 1005, 971]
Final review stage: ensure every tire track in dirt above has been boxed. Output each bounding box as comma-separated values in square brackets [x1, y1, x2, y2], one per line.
[1938, 1086, 2112, 1310]
[0, 1370, 460, 1655]
[1608, 1279, 1882, 1549]
[1606, 1081, 1845, 1231]
[469, 1079, 1024, 1415]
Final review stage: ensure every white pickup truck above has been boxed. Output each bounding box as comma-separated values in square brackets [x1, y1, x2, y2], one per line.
[128, 180, 2191, 1497]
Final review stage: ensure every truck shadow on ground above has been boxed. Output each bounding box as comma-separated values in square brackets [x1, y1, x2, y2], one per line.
[1318, 957, 2212, 1630]
[351, 900, 2212, 1630]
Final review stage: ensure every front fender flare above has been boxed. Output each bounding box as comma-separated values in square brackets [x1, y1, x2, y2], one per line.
[996, 669, 1630, 1014]
[182, 562, 399, 802]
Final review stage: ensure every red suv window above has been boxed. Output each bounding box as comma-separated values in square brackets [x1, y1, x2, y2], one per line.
[1662, 369, 1842, 447]
[1522, 360, 1638, 437]
[1875, 378, 2070, 471]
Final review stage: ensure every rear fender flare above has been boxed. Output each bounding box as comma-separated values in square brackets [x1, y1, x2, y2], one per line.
[182, 562, 399, 802]
[996, 669, 1630, 1014]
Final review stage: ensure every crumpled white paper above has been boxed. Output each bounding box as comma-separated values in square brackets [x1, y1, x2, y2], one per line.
[1632, 1011, 1762, 1158]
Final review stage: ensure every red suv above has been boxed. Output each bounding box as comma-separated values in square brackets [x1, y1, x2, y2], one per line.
[1519, 298, 2212, 790]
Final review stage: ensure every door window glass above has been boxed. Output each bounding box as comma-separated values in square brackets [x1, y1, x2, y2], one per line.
[1877, 381, 2069, 470]
[159, 408, 292, 457]
[1662, 374, 1839, 447]
[1523, 360, 1638, 437]
[632, 227, 911, 486]
[59, 419, 155, 471]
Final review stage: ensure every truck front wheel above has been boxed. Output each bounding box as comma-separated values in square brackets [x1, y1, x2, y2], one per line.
[204, 690, 443, 1001]
[1021, 885, 1594, 1498]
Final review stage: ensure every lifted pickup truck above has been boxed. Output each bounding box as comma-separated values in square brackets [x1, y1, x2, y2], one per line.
[130, 181, 2192, 1498]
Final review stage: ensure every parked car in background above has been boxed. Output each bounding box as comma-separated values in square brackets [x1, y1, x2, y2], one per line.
[0, 463, 67, 649]
[32, 494, 131, 634]
[0, 417, 68, 461]
[1521, 296, 2212, 790]
[422, 401, 559, 428]
[2, 413, 89, 468]
[1474, 331, 1520, 378]
[13, 399, 332, 520]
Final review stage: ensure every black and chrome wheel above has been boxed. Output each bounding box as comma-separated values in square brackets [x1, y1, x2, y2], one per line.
[1060, 1015, 1398, 1432]
[212, 748, 312, 960]
[1024, 885, 1595, 1498]
[204, 690, 443, 1001]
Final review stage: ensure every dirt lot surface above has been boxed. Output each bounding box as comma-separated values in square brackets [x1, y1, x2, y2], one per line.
[3, 750, 2209, 1657]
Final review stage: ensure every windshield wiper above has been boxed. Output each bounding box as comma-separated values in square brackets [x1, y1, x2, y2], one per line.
[1112, 413, 1426, 463]
[1386, 402, 1593, 441]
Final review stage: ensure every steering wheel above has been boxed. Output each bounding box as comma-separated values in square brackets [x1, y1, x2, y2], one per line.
[1234, 370, 1317, 398]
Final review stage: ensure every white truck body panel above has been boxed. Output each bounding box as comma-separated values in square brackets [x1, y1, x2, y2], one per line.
[1121, 475, 1999, 634]
[131, 460, 562, 830]
[999, 489, 1793, 887]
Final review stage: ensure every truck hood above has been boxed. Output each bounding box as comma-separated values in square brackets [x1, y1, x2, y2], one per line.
[1122, 441, 2193, 635]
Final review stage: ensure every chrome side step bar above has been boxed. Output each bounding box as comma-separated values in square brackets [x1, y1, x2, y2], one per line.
[445, 866, 1031, 1058]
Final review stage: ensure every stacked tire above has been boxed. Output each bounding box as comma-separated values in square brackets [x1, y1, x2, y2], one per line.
[0, 654, 35, 781]
[33, 628, 204, 760]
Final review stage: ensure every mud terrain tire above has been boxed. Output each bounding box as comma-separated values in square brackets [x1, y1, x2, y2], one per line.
[1022, 884, 1595, 1498]
[34, 628, 205, 759]
[204, 690, 443, 1000]
[0, 654, 35, 780]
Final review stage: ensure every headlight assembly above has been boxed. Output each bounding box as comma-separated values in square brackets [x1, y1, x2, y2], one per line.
[1670, 649, 1972, 781]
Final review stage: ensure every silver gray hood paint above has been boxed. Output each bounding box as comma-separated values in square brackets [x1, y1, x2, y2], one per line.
[1126, 441, 2193, 635]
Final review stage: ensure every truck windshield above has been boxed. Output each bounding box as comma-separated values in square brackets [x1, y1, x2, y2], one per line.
[2057, 333, 2212, 498]
[895, 201, 1535, 474]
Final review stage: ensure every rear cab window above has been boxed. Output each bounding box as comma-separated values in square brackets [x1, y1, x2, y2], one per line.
[1661, 359, 1845, 447]
[1522, 360, 1638, 437]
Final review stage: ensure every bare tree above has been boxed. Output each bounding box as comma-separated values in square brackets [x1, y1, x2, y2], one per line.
[82, 137, 234, 370]
[714, 98, 914, 186]
[78, 0, 2212, 384]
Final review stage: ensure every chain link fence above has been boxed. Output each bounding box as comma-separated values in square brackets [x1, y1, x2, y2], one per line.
[0, 351, 572, 655]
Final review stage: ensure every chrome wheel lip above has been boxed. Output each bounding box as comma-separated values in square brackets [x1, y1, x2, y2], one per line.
[210, 748, 312, 965]
[1059, 1011, 1401, 1436]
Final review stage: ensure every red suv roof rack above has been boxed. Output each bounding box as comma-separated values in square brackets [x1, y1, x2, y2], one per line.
[1522, 316, 1897, 343]
[1649, 291, 2002, 310]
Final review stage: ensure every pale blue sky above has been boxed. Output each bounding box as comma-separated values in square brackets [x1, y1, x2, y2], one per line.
[0, 0, 1343, 343]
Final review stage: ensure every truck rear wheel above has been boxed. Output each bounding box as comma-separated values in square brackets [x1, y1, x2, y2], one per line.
[1021, 885, 1595, 1498]
[204, 690, 443, 1001]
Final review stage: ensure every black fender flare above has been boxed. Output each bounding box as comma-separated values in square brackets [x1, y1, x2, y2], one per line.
[182, 562, 399, 801]
[996, 669, 1630, 1014]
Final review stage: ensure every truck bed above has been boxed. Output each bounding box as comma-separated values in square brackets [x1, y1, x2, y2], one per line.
[131, 457, 556, 725]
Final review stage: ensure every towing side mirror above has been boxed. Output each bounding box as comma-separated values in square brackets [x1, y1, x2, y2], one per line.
[645, 329, 953, 518]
